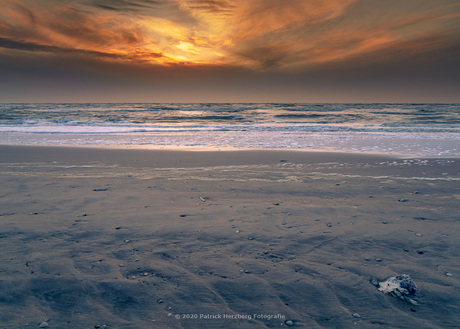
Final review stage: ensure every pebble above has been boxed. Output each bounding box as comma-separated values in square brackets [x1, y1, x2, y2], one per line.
[415, 233, 422, 237]
[235, 230, 240, 233]
[445, 272, 453, 277]
[352, 313, 361, 319]
[39, 323, 49, 328]
[285, 320, 294, 326]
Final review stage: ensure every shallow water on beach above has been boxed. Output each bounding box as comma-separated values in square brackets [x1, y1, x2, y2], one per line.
[1, 103, 459, 157]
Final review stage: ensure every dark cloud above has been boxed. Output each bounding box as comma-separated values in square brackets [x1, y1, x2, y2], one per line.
[86, 0, 162, 11]
[186, 0, 236, 14]
[0, 37, 164, 61]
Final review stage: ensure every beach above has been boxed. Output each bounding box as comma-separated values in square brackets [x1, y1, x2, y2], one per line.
[0, 145, 459, 328]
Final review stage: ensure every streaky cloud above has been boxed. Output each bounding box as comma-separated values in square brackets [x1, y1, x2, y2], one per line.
[0, 37, 164, 61]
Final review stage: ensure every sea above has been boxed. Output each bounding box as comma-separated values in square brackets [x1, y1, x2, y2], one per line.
[0, 103, 459, 157]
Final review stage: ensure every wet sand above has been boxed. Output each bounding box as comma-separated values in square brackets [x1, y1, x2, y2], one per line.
[0, 145, 459, 328]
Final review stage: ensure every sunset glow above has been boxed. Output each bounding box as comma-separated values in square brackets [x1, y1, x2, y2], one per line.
[1, 0, 459, 102]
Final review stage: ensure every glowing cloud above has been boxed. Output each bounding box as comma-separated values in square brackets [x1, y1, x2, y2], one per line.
[1, 0, 460, 70]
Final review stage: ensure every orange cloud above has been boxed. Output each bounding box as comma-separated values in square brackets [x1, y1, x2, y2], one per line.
[1, 0, 460, 70]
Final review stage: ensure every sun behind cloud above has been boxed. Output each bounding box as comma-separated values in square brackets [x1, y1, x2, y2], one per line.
[1, 0, 460, 71]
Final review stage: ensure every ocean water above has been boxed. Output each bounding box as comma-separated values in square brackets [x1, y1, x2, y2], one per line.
[0, 103, 459, 157]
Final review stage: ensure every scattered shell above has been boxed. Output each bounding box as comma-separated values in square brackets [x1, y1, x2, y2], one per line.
[445, 272, 453, 277]
[378, 274, 418, 304]
[352, 313, 361, 319]
[285, 320, 294, 326]
[39, 322, 49, 328]
[235, 230, 240, 233]
[415, 233, 422, 237]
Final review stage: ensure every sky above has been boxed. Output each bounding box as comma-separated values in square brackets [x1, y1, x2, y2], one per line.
[0, 0, 459, 103]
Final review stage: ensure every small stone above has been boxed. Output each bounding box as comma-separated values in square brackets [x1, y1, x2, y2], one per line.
[39, 323, 49, 328]
[235, 230, 240, 233]
[352, 313, 361, 319]
[399, 199, 408, 202]
[415, 233, 422, 237]
[143, 272, 149, 276]
[124, 239, 130, 243]
[375, 258, 383, 262]
[445, 272, 453, 277]
[157, 299, 164, 304]
[285, 320, 294, 326]
[247, 237, 254, 240]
